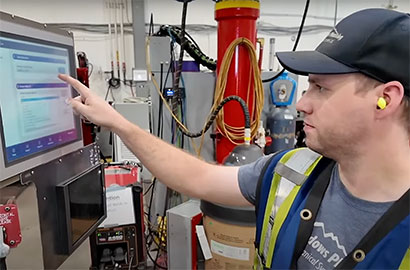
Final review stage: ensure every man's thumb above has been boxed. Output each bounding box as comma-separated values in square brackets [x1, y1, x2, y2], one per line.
[69, 98, 88, 115]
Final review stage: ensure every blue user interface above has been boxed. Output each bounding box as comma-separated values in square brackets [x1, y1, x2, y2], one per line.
[0, 35, 78, 164]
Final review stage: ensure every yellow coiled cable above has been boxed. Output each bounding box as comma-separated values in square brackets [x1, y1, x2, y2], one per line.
[213, 37, 264, 145]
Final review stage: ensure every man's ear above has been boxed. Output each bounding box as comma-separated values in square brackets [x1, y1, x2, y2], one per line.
[375, 81, 404, 118]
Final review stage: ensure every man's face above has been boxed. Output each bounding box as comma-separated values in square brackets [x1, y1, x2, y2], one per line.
[296, 74, 376, 158]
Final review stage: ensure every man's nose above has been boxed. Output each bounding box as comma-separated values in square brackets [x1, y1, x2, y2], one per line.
[296, 92, 312, 114]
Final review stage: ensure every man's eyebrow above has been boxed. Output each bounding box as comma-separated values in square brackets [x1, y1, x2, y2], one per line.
[308, 77, 317, 84]
[308, 76, 326, 85]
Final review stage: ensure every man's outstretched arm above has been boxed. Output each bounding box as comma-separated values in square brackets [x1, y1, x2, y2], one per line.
[59, 74, 252, 206]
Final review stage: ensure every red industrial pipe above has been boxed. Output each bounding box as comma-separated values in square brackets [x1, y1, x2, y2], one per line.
[214, 0, 260, 163]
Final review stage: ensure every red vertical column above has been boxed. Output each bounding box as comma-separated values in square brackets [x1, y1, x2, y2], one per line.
[214, 0, 260, 163]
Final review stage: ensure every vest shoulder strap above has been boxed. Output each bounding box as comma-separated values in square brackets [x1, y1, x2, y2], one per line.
[274, 147, 322, 185]
[255, 150, 287, 217]
[255, 148, 322, 268]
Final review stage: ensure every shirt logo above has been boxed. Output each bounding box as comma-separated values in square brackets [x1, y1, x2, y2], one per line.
[314, 221, 347, 257]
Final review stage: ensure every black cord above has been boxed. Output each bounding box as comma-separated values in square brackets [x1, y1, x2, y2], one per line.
[262, 0, 310, 83]
[174, 95, 251, 138]
[158, 63, 164, 138]
[104, 85, 111, 101]
[154, 215, 168, 269]
[147, 177, 157, 230]
[145, 227, 166, 252]
[145, 226, 167, 269]
[149, 13, 154, 36]
[146, 247, 167, 269]
[169, 37, 178, 145]
[153, 244, 161, 270]
[291, 0, 310, 52]
[128, 81, 135, 97]
[160, 63, 172, 139]
[143, 182, 154, 196]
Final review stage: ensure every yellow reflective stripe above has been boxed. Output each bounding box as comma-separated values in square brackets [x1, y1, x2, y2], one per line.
[305, 155, 322, 176]
[259, 172, 281, 252]
[399, 248, 410, 270]
[258, 149, 300, 263]
[215, 0, 260, 10]
[265, 185, 301, 268]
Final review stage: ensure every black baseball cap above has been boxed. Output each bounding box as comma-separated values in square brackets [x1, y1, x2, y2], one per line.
[276, 8, 410, 96]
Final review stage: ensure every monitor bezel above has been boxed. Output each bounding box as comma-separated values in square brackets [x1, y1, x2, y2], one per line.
[0, 11, 83, 182]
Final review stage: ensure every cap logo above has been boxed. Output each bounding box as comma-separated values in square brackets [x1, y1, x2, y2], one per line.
[324, 28, 344, 44]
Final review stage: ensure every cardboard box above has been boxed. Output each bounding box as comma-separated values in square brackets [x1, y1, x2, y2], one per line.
[203, 216, 256, 269]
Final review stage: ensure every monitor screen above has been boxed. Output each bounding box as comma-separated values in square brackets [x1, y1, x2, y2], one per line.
[68, 166, 105, 245]
[0, 33, 80, 165]
[0, 12, 83, 182]
[56, 163, 106, 254]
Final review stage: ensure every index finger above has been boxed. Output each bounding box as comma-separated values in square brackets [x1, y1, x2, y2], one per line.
[58, 74, 90, 98]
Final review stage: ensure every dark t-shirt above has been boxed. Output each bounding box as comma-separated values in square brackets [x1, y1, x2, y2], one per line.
[238, 157, 392, 269]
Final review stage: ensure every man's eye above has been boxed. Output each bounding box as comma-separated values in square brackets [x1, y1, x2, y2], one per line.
[317, 85, 326, 92]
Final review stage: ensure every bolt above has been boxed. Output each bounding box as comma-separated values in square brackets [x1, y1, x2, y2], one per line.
[44, 23, 47, 28]
[58, 158, 62, 163]
[9, 240, 15, 246]
[4, 206, 10, 212]
[31, 170, 34, 175]
[11, 14, 15, 19]
[43, 197, 47, 201]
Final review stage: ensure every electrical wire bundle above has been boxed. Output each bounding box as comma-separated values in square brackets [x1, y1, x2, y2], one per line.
[146, 37, 257, 156]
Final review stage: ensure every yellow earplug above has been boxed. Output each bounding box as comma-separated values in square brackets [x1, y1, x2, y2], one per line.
[377, 97, 387, 110]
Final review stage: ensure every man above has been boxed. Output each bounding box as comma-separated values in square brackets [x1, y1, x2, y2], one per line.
[59, 8, 409, 269]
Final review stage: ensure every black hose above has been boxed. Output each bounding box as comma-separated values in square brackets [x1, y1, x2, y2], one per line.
[262, 0, 310, 83]
[176, 95, 251, 138]
[156, 25, 217, 71]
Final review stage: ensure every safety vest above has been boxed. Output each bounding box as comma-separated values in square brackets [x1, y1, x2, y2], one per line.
[253, 148, 410, 269]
